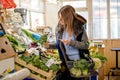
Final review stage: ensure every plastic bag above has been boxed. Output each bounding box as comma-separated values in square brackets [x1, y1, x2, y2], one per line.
[0, 0, 16, 9]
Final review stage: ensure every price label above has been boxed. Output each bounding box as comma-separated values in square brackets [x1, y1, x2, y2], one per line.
[45, 59, 54, 67]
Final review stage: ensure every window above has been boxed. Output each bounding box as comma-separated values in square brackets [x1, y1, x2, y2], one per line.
[63, 0, 86, 8]
[92, 0, 120, 39]
[92, 0, 107, 39]
[20, 0, 31, 9]
[14, 0, 45, 30]
[31, 12, 44, 30]
[110, 0, 120, 38]
[14, 0, 120, 39]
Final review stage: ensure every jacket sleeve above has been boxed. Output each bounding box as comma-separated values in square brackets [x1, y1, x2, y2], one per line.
[55, 24, 64, 60]
[69, 29, 89, 49]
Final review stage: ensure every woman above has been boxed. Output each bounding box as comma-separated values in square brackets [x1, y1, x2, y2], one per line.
[55, 5, 90, 80]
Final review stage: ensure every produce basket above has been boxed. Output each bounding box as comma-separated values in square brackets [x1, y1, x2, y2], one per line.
[66, 59, 93, 78]
[61, 48, 97, 78]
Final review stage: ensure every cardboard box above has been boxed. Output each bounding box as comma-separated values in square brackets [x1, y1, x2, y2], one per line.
[0, 37, 15, 60]
[0, 57, 14, 74]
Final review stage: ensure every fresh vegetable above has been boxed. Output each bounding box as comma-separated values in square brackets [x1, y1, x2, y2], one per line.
[82, 69, 88, 76]
[92, 58, 102, 69]
[5, 35, 27, 53]
[70, 67, 81, 77]
[90, 51, 107, 63]
[20, 54, 60, 72]
[21, 28, 35, 41]
[22, 28, 47, 45]
[6, 34, 18, 45]
[49, 64, 60, 72]
[73, 59, 91, 70]
[70, 59, 92, 77]
[89, 45, 107, 69]
[38, 34, 47, 45]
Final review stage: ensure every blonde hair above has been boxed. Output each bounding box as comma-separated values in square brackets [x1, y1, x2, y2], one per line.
[58, 5, 86, 36]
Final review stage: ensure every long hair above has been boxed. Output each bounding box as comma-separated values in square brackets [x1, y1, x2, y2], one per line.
[58, 5, 86, 36]
[58, 5, 74, 36]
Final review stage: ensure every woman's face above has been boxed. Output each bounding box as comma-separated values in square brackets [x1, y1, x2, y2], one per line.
[58, 13, 65, 25]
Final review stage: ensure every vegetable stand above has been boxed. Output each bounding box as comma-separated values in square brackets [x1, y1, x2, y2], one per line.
[15, 57, 57, 80]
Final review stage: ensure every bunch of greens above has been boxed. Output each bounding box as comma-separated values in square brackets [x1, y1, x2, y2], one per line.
[38, 34, 47, 45]
[73, 59, 91, 70]
[90, 51, 107, 63]
[5, 35, 27, 53]
[21, 28, 37, 42]
[70, 59, 91, 77]
[20, 55, 60, 72]
[89, 46, 107, 63]
[21, 28, 47, 45]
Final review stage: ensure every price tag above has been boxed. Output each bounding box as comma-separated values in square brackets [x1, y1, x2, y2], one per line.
[45, 59, 54, 67]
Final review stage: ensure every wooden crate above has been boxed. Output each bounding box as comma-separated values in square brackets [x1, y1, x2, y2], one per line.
[15, 57, 55, 80]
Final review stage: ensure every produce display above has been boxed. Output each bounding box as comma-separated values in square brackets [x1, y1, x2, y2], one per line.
[4, 27, 107, 79]
[19, 54, 60, 72]
[3, 27, 61, 79]
[16, 48, 61, 79]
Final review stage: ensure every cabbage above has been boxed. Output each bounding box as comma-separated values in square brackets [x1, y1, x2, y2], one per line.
[83, 69, 88, 76]
[70, 68, 81, 77]
[70, 67, 77, 75]
[93, 58, 102, 69]
[75, 69, 81, 77]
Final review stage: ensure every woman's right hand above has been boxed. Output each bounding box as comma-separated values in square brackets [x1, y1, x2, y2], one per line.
[61, 39, 70, 45]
